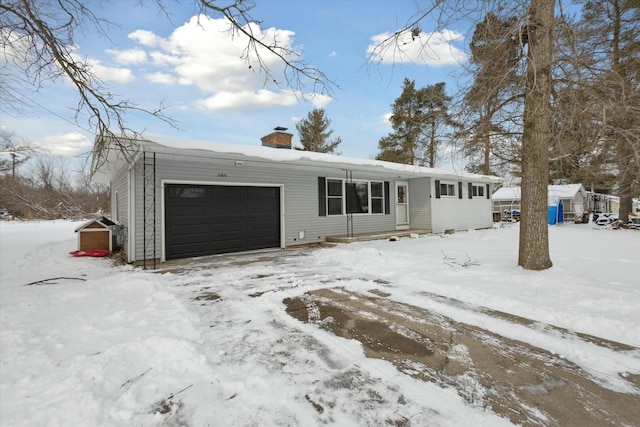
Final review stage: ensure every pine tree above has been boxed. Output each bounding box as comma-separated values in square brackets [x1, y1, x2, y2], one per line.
[461, 12, 524, 176]
[377, 79, 456, 167]
[295, 108, 342, 154]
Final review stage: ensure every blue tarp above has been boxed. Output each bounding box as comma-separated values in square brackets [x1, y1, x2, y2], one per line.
[548, 204, 564, 225]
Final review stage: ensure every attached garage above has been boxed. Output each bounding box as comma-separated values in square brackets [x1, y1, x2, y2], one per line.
[164, 184, 281, 260]
[93, 134, 502, 265]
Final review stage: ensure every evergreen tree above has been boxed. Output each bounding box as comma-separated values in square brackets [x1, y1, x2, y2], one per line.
[461, 12, 524, 176]
[295, 108, 342, 154]
[377, 79, 456, 167]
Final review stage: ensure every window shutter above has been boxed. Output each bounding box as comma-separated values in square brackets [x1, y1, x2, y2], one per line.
[486, 183, 490, 199]
[318, 177, 326, 216]
[435, 180, 441, 199]
[458, 182, 463, 199]
[384, 181, 390, 214]
[468, 182, 473, 199]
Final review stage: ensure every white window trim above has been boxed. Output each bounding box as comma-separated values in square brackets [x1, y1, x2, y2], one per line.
[326, 178, 385, 216]
[439, 181, 457, 198]
[472, 184, 484, 198]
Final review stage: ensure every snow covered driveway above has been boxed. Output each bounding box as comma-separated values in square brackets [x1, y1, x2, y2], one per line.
[1, 220, 639, 426]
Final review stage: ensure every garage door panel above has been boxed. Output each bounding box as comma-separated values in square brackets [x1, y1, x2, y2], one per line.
[170, 223, 208, 235]
[211, 222, 245, 233]
[165, 184, 280, 260]
[212, 203, 245, 215]
[170, 242, 208, 256]
[167, 205, 208, 218]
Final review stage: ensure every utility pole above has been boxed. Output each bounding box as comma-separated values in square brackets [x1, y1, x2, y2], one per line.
[11, 152, 16, 181]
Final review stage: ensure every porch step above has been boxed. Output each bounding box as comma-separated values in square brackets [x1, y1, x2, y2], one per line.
[325, 229, 432, 243]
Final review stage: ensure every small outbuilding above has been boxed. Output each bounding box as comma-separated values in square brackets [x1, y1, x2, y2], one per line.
[493, 184, 588, 223]
[75, 217, 117, 251]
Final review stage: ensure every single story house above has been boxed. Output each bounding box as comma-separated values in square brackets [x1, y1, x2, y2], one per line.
[492, 184, 588, 222]
[93, 130, 502, 264]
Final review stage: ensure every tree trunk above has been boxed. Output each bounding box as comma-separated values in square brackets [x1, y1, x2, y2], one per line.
[617, 142, 634, 222]
[483, 112, 491, 175]
[518, 0, 555, 271]
[610, 0, 634, 224]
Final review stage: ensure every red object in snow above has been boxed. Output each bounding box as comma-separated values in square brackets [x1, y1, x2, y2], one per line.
[69, 249, 111, 257]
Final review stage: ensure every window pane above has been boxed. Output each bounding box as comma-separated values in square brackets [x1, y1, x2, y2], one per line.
[478, 186, 484, 196]
[328, 198, 342, 215]
[371, 198, 383, 213]
[440, 183, 448, 196]
[347, 182, 368, 213]
[170, 187, 207, 198]
[247, 187, 276, 198]
[371, 182, 383, 197]
[472, 186, 478, 197]
[213, 187, 244, 198]
[398, 185, 406, 203]
[327, 180, 342, 196]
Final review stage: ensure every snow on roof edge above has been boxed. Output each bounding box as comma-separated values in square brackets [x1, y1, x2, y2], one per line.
[142, 136, 503, 182]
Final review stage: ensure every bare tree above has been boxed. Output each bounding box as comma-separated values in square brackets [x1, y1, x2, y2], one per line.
[576, 0, 640, 222]
[518, 0, 555, 270]
[0, 129, 38, 179]
[1, 0, 334, 172]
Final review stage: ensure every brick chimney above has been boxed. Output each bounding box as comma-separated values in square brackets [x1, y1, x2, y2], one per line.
[261, 127, 293, 149]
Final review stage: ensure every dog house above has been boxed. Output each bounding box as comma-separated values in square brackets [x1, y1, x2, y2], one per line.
[75, 217, 118, 251]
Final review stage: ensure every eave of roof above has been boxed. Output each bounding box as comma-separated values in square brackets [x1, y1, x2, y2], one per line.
[92, 135, 504, 184]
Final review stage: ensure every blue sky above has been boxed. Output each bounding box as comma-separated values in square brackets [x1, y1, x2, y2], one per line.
[2, 0, 473, 168]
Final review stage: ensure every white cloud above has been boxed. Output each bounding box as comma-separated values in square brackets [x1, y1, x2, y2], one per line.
[308, 93, 332, 109]
[77, 54, 134, 84]
[196, 89, 299, 111]
[107, 48, 147, 65]
[127, 15, 326, 110]
[41, 132, 92, 157]
[128, 29, 161, 47]
[145, 71, 176, 85]
[367, 29, 467, 66]
[380, 112, 393, 124]
[90, 61, 135, 83]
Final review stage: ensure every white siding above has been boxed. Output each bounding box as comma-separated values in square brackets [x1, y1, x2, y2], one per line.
[129, 150, 403, 262]
[111, 167, 129, 226]
[430, 180, 493, 233]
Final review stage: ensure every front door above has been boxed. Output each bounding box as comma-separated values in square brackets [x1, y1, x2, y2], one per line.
[395, 181, 409, 229]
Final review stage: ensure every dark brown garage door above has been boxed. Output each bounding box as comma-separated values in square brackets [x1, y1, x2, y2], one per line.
[165, 184, 281, 260]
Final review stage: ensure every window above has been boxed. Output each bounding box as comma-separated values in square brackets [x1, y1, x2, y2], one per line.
[169, 186, 207, 198]
[346, 181, 369, 213]
[327, 179, 343, 215]
[472, 184, 484, 197]
[439, 182, 456, 197]
[324, 179, 386, 216]
[371, 182, 384, 214]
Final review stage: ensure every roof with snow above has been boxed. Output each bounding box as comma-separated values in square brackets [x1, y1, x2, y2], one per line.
[493, 184, 587, 202]
[92, 136, 505, 185]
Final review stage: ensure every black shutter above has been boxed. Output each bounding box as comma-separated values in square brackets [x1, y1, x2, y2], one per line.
[318, 177, 326, 216]
[486, 183, 490, 199]
[458, 182, 463, 199]
[468, 182, 473, 199]
[435, 180, 441, 198]
[384, 181, 390, 214]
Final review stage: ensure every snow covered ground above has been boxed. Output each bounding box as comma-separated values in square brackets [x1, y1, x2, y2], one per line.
[1, 220, 638, 426]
